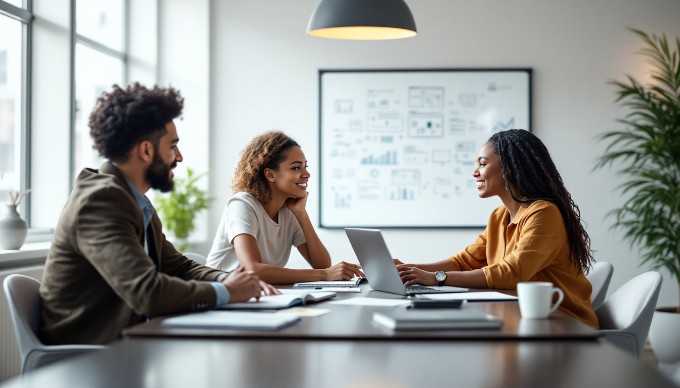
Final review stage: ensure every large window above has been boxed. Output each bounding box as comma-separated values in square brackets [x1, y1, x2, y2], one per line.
[73, 0, 126, 177]
[0, 1, 141, 232]
[0, 1, 30, 216]
[4, 0, 22, 8]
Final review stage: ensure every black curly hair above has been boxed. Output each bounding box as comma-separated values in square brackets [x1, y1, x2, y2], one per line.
[89, 83, 184, 162]
[488, 129, 594, 274]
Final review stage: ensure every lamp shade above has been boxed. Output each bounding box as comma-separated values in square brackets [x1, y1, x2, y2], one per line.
[307, 0, 417, 40]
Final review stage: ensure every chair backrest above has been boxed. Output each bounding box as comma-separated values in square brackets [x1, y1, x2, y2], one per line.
[184, 252, 207, 265]
[4, 274, 105, 373]
[587, 262, 614, 309]
[595, 271, 662, 357]
[3, 274, 44, 364]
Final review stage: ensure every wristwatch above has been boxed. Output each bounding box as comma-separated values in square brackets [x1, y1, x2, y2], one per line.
[434, 271, 447, 287]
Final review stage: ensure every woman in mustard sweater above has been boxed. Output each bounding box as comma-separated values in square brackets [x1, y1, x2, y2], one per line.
[397, 129, 598, 327]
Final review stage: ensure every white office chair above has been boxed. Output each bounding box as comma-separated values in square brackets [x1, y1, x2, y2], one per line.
[595, 271, 662, 358]
[586, 261, 614, 310]
[3, 274, 104, 373]
[184, 252, 207, 265]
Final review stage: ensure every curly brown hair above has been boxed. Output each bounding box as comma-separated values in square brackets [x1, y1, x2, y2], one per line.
[89, 82, 184, 162]
[488, 129, 594, 274]
[232, 131, 300, 203]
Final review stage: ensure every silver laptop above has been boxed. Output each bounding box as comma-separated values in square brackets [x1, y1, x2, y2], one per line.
[345, 228, 468, 296]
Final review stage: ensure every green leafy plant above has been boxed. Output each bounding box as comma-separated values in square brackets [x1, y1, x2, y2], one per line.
[594, 29, 680, 309]
[154, 168, 211, 251]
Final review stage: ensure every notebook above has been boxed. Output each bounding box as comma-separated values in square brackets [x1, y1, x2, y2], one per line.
[293, 278, 363, 289]
[291, 279, 362, 293]
[345, 228, 468, 296]
[373, 309, 503, 331]
[217, 290, 337, 310]
[162, 311, 300, 330]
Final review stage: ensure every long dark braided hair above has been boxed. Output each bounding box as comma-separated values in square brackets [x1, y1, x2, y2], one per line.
[488, 129, 594, 274]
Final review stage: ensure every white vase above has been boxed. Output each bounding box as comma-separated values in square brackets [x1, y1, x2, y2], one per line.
[649, 307, 680, 383]
[0, 204, 28, 250]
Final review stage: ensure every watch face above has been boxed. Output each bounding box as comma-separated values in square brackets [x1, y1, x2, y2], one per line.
[435, 271, 446, 281]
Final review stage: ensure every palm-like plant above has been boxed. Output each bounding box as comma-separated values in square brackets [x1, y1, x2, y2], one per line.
[594, 29, 680, 310]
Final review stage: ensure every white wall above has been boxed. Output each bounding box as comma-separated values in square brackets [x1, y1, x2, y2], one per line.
[157, 0, 211, 242]
[31, 0, 72, 228]
[207, 0, 680, 306]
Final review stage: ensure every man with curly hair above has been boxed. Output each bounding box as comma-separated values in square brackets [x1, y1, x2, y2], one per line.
[40, 83, 275, 345]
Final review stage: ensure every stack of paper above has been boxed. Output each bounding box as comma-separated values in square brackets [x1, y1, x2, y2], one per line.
[373, 309, 503, 330]
[162, 311, 300, 330]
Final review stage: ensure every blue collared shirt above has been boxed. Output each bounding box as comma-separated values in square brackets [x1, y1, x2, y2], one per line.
[126, 180, 230, 306]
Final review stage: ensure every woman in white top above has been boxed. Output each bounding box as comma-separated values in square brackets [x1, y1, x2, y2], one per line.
[206, 131, 364, 284]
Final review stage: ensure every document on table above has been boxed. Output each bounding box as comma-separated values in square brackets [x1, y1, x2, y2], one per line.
[293, 278, 363, 288]
[329, 297, 412, 307]
[218, 290, 336, 310]
[373, 309, 503, 331]
[415, 292, 517, 302]
[289, 287, 360, 293]
[292, 278, 362, 293]
[162, 311, 300, 330]
[276, 308, 331, 317]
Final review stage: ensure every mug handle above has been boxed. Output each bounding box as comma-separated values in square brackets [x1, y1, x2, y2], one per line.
[549, 288, 564, 313]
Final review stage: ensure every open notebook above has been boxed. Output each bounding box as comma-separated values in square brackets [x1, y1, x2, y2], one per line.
[217, 290, 337, 310]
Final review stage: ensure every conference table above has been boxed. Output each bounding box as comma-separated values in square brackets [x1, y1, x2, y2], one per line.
[1, 285, 676, 388]
[123, 285, 598, 341]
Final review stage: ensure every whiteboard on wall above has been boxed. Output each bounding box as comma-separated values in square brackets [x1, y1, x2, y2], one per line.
[319, 69, 532, 228]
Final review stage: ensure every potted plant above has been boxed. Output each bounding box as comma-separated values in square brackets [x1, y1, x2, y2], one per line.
[154, 168, 211, 252]
[594, 29, 680, 371]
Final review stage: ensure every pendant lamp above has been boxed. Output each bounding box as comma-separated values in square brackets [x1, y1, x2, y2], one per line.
[307, 0, 417, 40]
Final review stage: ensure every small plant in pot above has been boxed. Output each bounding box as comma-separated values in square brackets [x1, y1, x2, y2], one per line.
[594, 29, 680, 370]
[154, 168, 210, 252]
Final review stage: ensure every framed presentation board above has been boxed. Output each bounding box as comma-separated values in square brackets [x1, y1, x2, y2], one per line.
[318, 68, 532, 228]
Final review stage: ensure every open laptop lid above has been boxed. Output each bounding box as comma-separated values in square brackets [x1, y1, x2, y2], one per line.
[345, 228, 469, 295]
[345, 228, 411, 295]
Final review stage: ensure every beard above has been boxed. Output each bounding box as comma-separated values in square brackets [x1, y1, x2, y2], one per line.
[146, 152, 176, 193]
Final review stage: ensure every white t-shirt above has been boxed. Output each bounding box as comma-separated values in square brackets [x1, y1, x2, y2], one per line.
[206, 192, 306, 271]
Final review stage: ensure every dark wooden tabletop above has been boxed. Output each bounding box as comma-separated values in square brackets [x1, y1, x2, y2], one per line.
[1, 338, 675, 388]
[123, 284, 598, 341]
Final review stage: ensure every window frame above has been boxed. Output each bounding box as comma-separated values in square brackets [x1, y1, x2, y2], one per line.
[0, 0, 33, 223]
[71, 0, 129, 185]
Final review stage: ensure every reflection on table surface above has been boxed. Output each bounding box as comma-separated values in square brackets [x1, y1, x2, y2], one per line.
[1, 339, 676, 388]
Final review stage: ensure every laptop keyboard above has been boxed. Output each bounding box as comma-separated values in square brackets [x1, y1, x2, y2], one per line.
[406, 285, 435, 291]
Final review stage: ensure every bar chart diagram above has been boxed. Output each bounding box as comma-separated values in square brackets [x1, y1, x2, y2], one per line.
[319, 69, 531, 227]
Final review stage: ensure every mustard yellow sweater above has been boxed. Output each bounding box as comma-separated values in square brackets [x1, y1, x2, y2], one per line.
[449, 200, 598, 328]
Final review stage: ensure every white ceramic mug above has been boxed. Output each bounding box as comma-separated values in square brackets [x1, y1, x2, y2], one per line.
[517, 282, 564, 319]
